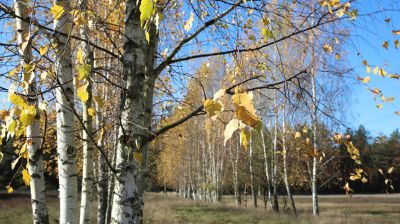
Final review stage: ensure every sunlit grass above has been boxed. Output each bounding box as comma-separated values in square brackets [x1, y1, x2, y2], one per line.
[1, 193, 399, 223]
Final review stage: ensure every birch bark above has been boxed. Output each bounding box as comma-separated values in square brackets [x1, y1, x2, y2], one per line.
[15, 1, 49, 223]
[53, 1, 77, 223]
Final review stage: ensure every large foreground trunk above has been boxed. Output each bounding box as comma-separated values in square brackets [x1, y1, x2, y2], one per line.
[14, 0, 49, 223]
[110, 2, 157, 223]
[54, 1, 77, 223]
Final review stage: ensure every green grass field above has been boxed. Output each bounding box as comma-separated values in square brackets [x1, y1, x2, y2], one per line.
[1, 193, 399, 223]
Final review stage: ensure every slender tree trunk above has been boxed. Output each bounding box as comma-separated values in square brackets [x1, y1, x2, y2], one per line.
[261, 129, 272, 208]
[15, 1, 49, 223]
[53, 1, 77, 223]
[281, 102, 297, 216]
[311, 70, 320, 216]
[78, 2, 95, 221]
[271, 98, 279, 212]
[95, 53, 109, 224]
[249, 131, 257, 207]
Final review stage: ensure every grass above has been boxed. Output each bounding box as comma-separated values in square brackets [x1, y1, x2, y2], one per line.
[1, 193, 399, 223]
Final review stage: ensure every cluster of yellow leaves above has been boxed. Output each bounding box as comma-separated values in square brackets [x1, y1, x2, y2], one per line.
[204, 87, 262, 150]
[333, 133, 369, 193]
[378, 167, 396, 192]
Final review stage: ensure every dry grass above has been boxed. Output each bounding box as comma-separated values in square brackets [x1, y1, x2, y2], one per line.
[0, 193, 399, 223]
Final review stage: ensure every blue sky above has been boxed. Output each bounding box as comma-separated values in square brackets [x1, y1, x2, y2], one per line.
[346, 0, 400, 136]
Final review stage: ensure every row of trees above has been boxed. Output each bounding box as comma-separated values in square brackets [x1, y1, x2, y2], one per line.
[0, 0, 397, 223]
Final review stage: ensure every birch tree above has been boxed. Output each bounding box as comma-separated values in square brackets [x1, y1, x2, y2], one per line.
[14, 0, 49, 223]
[53, 0, 78, 222]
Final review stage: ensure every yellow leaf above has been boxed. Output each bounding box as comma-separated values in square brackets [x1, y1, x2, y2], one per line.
[382, 41, 389, 49]
[145, 31, 150, 44]
[392, 30, 400, 35]
[88, 107, 96, 118]
[203, 99, 223, 120]
[358, 76, 370, 84]
[133, 151, 143, 164]
[236, 106, 260, 128]
[261, 28, 273, 40]
[77, 82, 89, 103]
[9, 66, 20, 77]
[240, 129, 250, 150]
[50, 4, 65, 19]
[232, 91, 257, 115]
[395, 39, 399, 49]
[372, 66, 379, 75]
[349, 175, 358, 181]
[376, 104, 383, 109]
[139, 0, 156, 26]
[20, 105, 36, 127]
[389, 74, 400, 79]
[9, 93, 27, 109]
[381, 95, 394, 103]
[361, 177, 368, 183]
[39, 45, 49, 56]
[24, 63, 35, 74]
[22, 169, 30, 186]
[184, 12, 194, 32]
[77, 64, 91, 80]
[295, 131, 301, 139]
[343, 182, 353, 193]
[379, 68, 387, 77]
[0, 151, 3, 162]
[76, 48, 84, 64]
[366, 66, 371, 73]
[6, 186, 13, 194]
[323, 43, 333, 53]
[224, 119, 240, 146]
[362, 60, 369, 66]
[335, 53, 340, 60]
[388, 166, 395, 174]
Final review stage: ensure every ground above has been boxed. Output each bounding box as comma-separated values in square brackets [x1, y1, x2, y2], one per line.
[0, 192, 399, 223]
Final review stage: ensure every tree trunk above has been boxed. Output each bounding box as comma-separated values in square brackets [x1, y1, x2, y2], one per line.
[261, 129, 272, 209]
[53, 1, 77, 223]
[95, 60, 109, 224]
[78, 2, 95, 222]
[14, 1, 49, 223]
[311, 70, 320, 216]
[249, 131, 257, 207]
[271, 98, 279, 212]
[110, 2, 157, 223]
[281, 102, 297, 216]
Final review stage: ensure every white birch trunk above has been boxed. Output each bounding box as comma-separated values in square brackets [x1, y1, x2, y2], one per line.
[311, 70, 320, 216]
[281, 102, 297, 215]
[272, 97, 279, 212]
[261, 129, 272, 208]
[110, 1, 156, 222]
[15, 1, 49, 223]
[78, 2, 95, 221]
[53, 1, 77, 223]
[249, 131, 257, 207]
